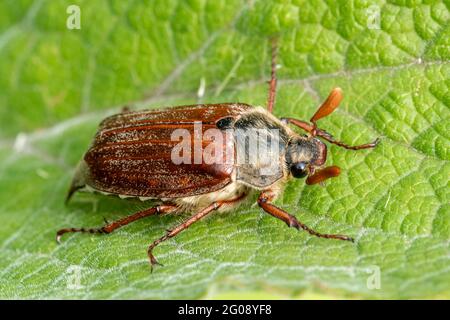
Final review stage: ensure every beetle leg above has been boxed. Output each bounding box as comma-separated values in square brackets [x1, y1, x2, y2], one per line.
[267, 37, 278, 114]
[280, 117, 314, 133]
[147, 203, 220, 272]
[317, 136, 379, 150]
[56, 204, 178, 243]
[257, 191, 354, 242]
[280, 117, 379, 150]
[148, 194, 247, 272]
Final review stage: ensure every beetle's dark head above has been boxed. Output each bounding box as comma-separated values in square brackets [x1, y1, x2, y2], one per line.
[285, 136, 327, 179]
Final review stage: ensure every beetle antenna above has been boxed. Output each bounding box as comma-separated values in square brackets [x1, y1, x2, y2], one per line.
[306, 166, 341, 185]
[280, 87, 379, 151]
[310, 87, 343, 134]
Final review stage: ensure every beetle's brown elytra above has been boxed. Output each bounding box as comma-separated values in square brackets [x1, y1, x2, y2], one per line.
[57, 39, 379, 271]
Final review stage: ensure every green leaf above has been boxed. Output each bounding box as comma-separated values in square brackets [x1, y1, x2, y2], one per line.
[0, 0, 449, 299]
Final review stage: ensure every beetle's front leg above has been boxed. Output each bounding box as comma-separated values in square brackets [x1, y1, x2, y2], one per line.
[257, 191, 354, 242]
[280, 117, 379, 150]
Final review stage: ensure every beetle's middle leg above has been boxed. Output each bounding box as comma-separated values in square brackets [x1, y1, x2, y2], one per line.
[148, 194, 247, 272]
[257, 191, 354, 242]
[56, 204, 178, 243]
[266, 37, 278, 114]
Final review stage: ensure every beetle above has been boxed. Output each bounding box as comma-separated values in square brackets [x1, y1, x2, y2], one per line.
[57, 40, 379, 271]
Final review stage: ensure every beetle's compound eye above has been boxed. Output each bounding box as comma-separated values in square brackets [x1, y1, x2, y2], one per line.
[290, 161, 308, 178]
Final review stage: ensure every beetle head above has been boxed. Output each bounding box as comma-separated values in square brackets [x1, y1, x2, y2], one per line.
[286, 136, 327, 179]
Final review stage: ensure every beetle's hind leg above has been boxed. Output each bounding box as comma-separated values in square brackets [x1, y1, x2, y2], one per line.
[257, 191, 354, 242]
[56, 204, 178, 243]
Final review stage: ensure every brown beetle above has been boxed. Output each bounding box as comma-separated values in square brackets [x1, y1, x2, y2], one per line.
[57, 40, 378, 271]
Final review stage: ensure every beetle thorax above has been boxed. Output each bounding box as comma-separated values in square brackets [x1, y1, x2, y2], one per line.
[232, 108, 290, 189]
